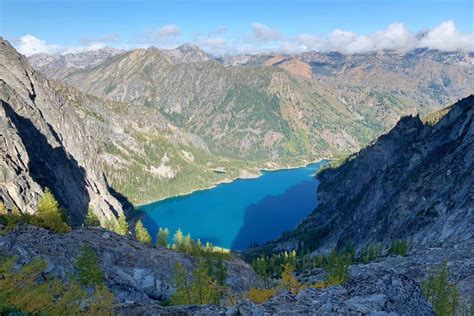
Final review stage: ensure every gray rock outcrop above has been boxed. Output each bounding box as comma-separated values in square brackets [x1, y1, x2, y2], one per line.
[116, 270, 434, 315]
[0, 38, 126, 225]
[0, 225, 256, 303]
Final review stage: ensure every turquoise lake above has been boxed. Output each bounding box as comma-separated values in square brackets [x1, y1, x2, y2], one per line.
[139, 161, 326, 250]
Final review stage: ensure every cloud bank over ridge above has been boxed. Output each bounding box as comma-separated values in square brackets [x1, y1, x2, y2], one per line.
[15, 20, 474, 56]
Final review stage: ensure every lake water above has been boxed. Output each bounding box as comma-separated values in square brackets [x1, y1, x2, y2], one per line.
[139, 161, 326, 250]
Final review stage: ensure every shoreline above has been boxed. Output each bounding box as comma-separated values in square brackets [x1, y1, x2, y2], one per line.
[136, 156, 327, 208]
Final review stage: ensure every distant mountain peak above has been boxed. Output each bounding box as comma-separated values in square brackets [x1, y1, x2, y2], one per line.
[175, 43, 203, 52]
[165, 43, 211, 64]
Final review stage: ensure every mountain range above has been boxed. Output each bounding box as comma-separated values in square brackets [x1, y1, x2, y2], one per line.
[1, 37, 473, 314]
[28, 44, 474, 204]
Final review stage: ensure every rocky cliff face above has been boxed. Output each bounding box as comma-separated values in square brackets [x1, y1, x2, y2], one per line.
[254, 95, 473, 253]
[0, 38, 125, 225]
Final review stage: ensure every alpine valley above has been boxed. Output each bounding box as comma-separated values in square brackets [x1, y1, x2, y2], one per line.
[0, 13, 473, 314]
[27, 44, 474, 204]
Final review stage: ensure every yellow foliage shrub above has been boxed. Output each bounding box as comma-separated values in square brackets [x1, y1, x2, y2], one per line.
[248, 287, 278, 303]
[312, 281, 327, 289]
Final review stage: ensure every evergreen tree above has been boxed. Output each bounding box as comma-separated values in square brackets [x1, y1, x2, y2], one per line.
[323, 251, 350, 285]
[135, 220, 152, 245]
[280, 262, 304, 294]
[214, 253, 227, 287]
[190, 259, 221, 305]
[34, 188, 70, 233]
[171, 263, 192, 305]
[84, 208, 100, 227]
[171, 260, 222, 305]
[173, 229, 185, 251]
[422, 261, 461, 316]
[388, 239, 408, 256]
[75, 244, 104, 287]
[156, 227, 169, 247]
[115, 213, 129, 235]
[183, 233, 192, 253]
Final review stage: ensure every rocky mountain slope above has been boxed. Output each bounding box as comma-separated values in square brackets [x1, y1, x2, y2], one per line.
[37, 47, 376, 161]
[230, 49, 474, 109]
[0, 38, 125, 225]
[29, 46, 474, 164]
[0, 224, 436, 315]
[242, 96, 474, 308]
[51, 82, 264, 204]
[117, 270, 433, 315]
[28, 47, 124, 81]
[0, 225, 255, 303]
[27, 46, 473, 204]
[251, 95, 473, 254]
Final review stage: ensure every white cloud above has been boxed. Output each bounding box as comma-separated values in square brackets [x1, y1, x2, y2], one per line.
[133, 24, 182, 47]
[417, 20, 474, 51]
[15, 34, 118, 56]
[16, 34, 62, 56]
[80, 33, 120, 45]
[251, 23, 283, 42]
[156, 24, 181, 39]
[297, 34, 324, 51]
[372, 23, 417, 51]
[295, 21, 471, 54]
[14, 20, 474, 57]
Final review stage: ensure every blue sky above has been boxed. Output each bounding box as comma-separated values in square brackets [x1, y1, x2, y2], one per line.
[1, 0, 473, 55]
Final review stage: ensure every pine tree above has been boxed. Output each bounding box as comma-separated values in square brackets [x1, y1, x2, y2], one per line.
[156, 227, 169, 247]
[171, 263, 192, 305]
[173, 229, 185, 251]
[190, 259, 221, 305]
[135, 220, 152, 245]
[34, 188, 70, 233]
[183, 233, 192, 253]
[115, 213, 129, 236]
[323, 251, 350, 286]
[214, 253, 227, 287]
[171, 260, 222, 305]
[75, 244, 104, 287]
[422, 261, 461, 316]
[84, 208, 100, 227]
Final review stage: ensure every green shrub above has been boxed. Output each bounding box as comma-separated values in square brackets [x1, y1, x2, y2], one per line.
[84, 208, 100, 227]
[388, 239, 408, 256]
[0, 256, 114, 315]
[360, 243, 382, 263]
[312, 254, 325, 268]
[422, 261, 462, 316]
[323, 251, 350, 286]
